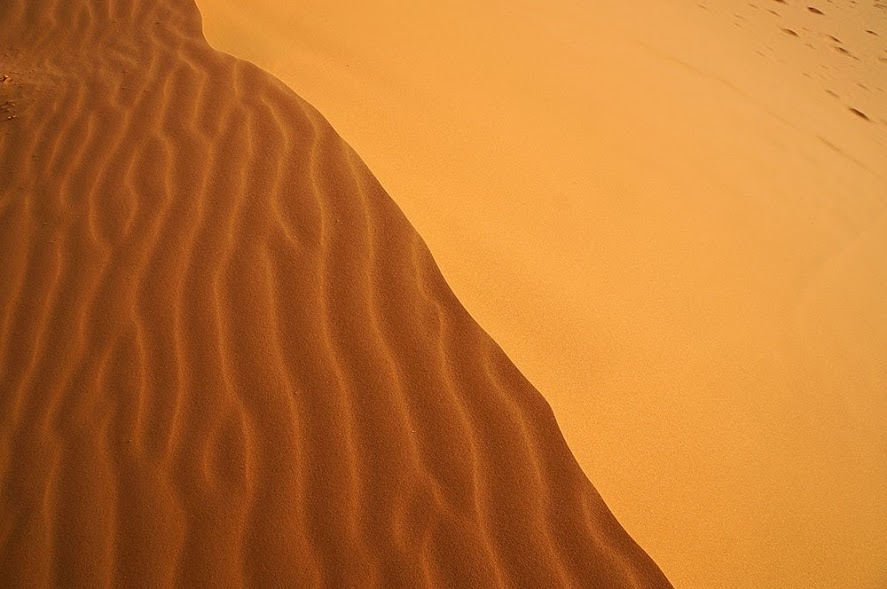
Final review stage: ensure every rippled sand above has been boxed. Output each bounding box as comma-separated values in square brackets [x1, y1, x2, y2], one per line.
[0, 0, 672, 586]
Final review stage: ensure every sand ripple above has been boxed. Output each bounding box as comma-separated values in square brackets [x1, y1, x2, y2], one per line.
[0, 0, 671, 586]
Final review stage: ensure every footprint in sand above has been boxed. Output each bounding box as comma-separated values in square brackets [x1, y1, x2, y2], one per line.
[849, 107, 870, 121]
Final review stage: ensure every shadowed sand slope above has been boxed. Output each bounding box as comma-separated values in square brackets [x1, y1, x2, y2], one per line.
[0, 0, 672, 587]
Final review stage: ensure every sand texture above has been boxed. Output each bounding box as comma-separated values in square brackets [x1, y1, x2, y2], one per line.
[0, 0, 673, 587]
[198, 1, 887, 586]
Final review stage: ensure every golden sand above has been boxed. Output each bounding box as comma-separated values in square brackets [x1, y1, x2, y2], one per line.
[199, 0, 887, 586]
[0, 0, 671, 585]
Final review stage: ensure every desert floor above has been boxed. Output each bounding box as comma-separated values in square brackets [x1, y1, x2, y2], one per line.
[1, 0, 675, 586]
[199, 0, 887, 587]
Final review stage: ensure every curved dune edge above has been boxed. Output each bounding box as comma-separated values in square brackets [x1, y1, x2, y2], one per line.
[0, 0, 671, 586]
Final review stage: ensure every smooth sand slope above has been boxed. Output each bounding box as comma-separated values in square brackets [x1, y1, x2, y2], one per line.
[198, 1, 887, 587]
[0, 0, 673, 587]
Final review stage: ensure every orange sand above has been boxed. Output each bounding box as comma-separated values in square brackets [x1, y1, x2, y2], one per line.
[198, 0, 887, 587]
[0, 0, 672, 586]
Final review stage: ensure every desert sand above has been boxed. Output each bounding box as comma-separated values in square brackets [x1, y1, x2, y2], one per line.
[0, 0, 673, 586]
[198, 0, 887, 587]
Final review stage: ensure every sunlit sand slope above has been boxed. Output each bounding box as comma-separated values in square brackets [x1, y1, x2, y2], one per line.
[0, 0, 672, 586]
[197, 1, 887, 586]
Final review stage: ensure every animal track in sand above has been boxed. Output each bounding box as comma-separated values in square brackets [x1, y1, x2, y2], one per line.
[849, 107, 871, 121]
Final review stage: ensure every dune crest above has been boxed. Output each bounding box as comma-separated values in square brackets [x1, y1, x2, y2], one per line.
[0, 0, 671, 586]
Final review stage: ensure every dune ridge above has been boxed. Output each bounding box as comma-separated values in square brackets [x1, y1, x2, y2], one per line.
[0, 0, 671, 586]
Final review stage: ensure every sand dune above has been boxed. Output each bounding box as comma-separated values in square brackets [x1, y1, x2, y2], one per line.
[198, 1, 887, 586]
[0, 0, 672, 586]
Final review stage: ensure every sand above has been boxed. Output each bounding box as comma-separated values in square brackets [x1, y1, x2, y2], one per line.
[0, 0, 673, 586]
[197, 0, 887, 587]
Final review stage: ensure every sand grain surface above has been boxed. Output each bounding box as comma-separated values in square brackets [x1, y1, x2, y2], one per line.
[198, 0, 887, 587]
[0, 0, 672, 586]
